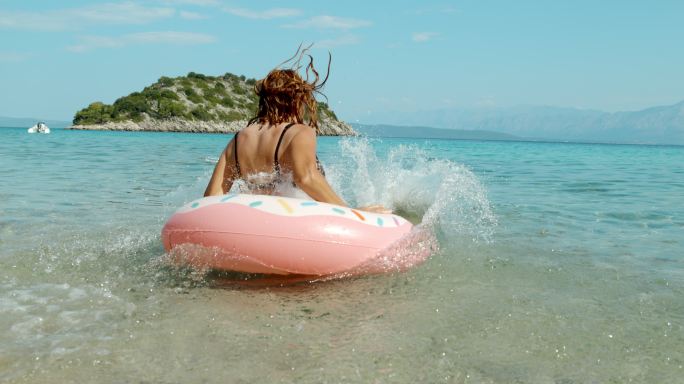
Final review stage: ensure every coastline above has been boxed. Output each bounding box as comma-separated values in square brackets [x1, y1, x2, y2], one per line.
[68, 117, 357, 136]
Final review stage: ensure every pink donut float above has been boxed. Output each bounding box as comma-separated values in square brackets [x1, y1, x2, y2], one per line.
[161, 194, 413, 275]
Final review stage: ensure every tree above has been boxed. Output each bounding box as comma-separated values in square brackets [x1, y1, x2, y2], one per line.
[73, 102, 113, 124]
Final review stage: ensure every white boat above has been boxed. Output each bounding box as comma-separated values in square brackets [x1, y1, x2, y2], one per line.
[28, 122, 50, 134]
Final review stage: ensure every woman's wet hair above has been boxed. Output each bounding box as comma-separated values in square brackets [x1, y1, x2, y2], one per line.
[249, 44, 330, 132]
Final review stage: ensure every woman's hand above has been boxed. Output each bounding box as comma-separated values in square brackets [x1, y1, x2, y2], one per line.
[357, 204, 393, 214]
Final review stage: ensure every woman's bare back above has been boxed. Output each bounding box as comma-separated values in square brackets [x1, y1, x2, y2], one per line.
[234, 122, 292, 176]
[204, 122, 345, 206]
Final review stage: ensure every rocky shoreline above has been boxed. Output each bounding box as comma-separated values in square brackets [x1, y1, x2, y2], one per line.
[68, 117, 357, 136]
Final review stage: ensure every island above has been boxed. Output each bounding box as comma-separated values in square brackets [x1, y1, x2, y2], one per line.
[69, 72, 355, 136]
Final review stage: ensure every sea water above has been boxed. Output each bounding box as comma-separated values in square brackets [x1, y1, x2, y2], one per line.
[1, 127, 682, 383]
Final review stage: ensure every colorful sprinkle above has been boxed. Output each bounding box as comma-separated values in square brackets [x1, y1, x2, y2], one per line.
[376, 217, 384, 226]
[350, 209, 366, 221]
[332, 207, 346, 215]
[277, 199, 293, 214]
[392, 216, 400, 226]
[300, 201, 318, 207]
[191, 202, 200, 208]
[220, 193, 237, 202]
[249, 201, 263, 208]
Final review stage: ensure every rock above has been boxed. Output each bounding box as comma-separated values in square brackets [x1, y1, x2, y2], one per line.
[69, 116, 356, 135]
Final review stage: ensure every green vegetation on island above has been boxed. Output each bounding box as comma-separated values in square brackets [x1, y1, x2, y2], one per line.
[73, 71, 340, 127]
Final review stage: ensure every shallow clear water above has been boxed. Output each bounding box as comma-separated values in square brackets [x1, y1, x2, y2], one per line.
[1, 127, 683, 383]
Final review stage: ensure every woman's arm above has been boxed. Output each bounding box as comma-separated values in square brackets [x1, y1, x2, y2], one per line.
[288, 128, 347, 206]
[204, 139, 237, 197]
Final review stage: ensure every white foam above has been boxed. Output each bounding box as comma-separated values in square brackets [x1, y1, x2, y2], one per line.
[329, 137, 497, 243]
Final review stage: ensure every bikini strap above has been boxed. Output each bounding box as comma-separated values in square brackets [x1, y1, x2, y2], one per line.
[274, 123, 296, 172]
[233, 131, 241, 177]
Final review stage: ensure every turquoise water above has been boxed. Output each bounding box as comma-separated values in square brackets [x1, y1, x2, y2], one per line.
[1, 127, 683, 383]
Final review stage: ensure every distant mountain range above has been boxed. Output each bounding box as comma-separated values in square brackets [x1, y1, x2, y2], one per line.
[353, 123, 521, 141]
[0, 116, 70, 128]
[363, 101, 684, 145]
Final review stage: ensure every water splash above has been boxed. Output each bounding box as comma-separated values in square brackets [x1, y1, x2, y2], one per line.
[330, 137, 497, 243]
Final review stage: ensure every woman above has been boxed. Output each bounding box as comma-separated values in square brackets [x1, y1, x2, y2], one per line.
[204, 52, 387, 213]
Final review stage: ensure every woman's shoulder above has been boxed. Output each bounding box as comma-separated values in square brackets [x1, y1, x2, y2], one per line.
[286, 123, 316, 139]
[283, 124, 318, 155]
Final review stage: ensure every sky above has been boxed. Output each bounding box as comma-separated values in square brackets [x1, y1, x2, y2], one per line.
[1, 0, 683, 123]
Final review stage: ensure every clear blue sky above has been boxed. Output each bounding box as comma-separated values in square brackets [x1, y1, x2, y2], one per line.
[1, 0, 683, 122]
